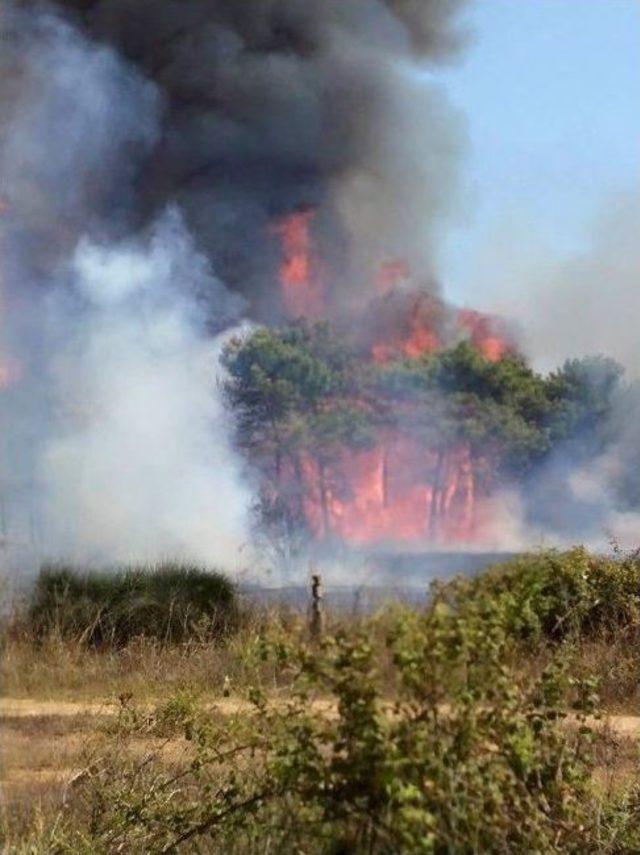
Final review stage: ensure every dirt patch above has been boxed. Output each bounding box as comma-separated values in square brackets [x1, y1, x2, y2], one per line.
[3, 696, 640, 808]
[0, 698, 113, 718]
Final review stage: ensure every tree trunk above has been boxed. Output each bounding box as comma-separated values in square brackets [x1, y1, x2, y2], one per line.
[429, 448, 445, 541]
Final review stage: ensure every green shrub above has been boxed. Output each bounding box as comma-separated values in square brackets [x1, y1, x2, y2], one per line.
[49, 599, 605, 853]
[434, 547, 640, 643]
[27, 561, 238, 646]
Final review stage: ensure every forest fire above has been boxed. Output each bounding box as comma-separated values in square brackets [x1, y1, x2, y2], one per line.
[267, 212, 513, 547]
[0, 0, 630, 581]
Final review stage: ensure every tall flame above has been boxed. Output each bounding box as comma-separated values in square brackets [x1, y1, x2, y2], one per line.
[271, 210, 324, 319]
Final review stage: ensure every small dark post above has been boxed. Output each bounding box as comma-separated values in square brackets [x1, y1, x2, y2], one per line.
[309, 572, 323, 641]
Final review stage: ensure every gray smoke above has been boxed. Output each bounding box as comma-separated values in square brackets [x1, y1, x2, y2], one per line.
[473, 190, 640, 551]
[470, 191, 640, 379]
[48, 0, 470, 315]
[0, 2, 251, 571]
[519, 191, 640, 378]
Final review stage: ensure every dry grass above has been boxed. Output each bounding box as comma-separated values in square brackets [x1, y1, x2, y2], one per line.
[0, 712, 104, 849]
[591, 725, 640, 800]
[0, 703, 203, 851]
[4, 611, 640, 714]
[1, 714, 100, 803]
[0, 683, 286, 852]
[567, 635, 640, 713]
[5, 561, 640, 851]
[1, 607, 304, 702]
[0, 603, 393, 704]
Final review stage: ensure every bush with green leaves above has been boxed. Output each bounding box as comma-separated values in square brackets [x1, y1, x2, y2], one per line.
[26, 561, 238, 646]
[435, 547, 640, 644]
[41, 595, 610, 853]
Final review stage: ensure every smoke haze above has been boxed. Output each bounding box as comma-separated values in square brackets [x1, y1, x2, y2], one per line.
[521, 192, 640, 378]
[469, 191, 640, 378]
[469, 191, 640, 550]
[0, 2, 251, 570]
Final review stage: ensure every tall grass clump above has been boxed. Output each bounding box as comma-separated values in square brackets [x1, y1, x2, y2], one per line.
[26, 561, 239, 646]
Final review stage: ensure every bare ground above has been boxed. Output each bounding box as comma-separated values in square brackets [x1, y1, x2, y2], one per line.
[3, 695, 640, 812]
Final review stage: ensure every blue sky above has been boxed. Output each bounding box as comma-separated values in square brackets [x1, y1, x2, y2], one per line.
[438, 0, 640, 305]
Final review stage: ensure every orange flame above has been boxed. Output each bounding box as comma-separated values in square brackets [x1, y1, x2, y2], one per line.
[297, 439, 479, 545]
[271, 210, 324, 319]
[371, 291, 441, 363]
[457, 309, 508, 362]
[266, 227, 513, 546]
[294, 270, 508, 544]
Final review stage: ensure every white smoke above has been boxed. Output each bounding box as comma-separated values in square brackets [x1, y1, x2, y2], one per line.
[0, 3, 251, 572]
[41, 211, 251, 565]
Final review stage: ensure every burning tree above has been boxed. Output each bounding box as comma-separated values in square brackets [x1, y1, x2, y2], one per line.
[223, 321, 620, 548]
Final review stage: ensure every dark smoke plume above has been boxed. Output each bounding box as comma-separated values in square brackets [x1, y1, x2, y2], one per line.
[49, 0, 470, 317]
[0, 0, 473, 572]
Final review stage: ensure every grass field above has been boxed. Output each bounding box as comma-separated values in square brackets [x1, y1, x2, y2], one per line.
[4, 549, 640, 852]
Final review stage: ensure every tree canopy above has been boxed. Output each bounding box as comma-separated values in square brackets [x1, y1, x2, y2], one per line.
[222, 321, 626, 541]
